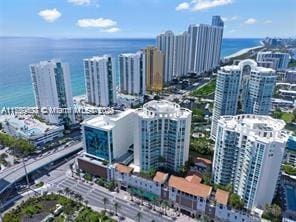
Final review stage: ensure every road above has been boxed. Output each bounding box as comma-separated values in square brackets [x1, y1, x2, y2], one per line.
[0, 142, 83, 194]
[51, 177, 173, 222]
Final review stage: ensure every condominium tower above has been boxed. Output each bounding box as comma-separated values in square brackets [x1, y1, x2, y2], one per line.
[212, 115, 288, 209]
[119, 52, 145, 95]
[30, 59, 75, 127]
[174, 31, 190, 77]
[257, 51, 290, 70]
[144, 46, 164, 92]
[84, 55, 116, 107]
[157, 31, 175, 83]
[211, 59, 276, 139]
[133, 100, 192, 171]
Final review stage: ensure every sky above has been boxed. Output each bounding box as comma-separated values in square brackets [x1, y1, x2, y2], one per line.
[0, 0, 296, 38]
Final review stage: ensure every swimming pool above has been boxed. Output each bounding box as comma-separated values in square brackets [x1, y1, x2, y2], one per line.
[285, 184, 296, 211]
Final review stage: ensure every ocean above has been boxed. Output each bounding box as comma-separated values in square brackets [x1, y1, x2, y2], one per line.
[0, 37, 261, 107]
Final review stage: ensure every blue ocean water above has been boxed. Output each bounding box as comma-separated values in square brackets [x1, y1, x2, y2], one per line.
[0, 37, 261, 107]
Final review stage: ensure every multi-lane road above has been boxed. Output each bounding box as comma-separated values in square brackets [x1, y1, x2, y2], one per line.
[52, 177, 173, 222]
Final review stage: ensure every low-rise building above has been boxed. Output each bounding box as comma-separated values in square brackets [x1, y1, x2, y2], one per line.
[285, 136, 296, 166]
[1, 115, 64, 146]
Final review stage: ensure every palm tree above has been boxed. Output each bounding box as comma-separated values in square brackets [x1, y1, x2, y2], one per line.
[103, 197, 108, 212]
[114, 202, 120, 216]
[136, 212, 142, 222]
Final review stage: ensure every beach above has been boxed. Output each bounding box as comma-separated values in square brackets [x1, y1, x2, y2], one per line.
[224, 41, 264, 59]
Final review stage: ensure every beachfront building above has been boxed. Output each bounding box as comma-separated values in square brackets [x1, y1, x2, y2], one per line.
[157, 31, 175, 83]
[30, 59, 75, 127]
[83, 55, 116, 107]
[256, 51, 290, 70]
[133, 100, 192, 171]
[174, 31, 190, 77]
[1, 115, 64, 146]
[187, 16, 223, 75]
[212, 115, 288, 209]
[211, 59, 276, 139]
[143, 46, 164, 92]
[118, 52, 145, 96]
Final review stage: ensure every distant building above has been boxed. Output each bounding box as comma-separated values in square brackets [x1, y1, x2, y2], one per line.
[83, 55, 116, 107]
[143, 46, 164, 92]
[285, 69, 296, 83]
[257, 51, 290, 70]
[188, 16, 223, 75]
[174, 31, 190, 77]
[2, 115, 64, 146]
[211, 59, 276, 139]
[30, 59, 75, 127]
[157, 31, 175, 83]
[133, 100, 192, 171]
[118, 52, 145, 95]
[212, 115, 288, 209]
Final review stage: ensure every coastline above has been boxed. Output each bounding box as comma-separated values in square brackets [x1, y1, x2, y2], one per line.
[224, 40, 264, 59]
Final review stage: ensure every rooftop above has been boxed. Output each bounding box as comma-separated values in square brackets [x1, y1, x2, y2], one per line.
[153, 171, 169, 184]
[168, 175, 212, 199]
[185, 175, 202, 184]
[83, 109, 135, 130]
[1, 115, 62, 139]
[215, 189, 230, 205]
[115, 163, 133, 174]
[195, 157, 212, 166]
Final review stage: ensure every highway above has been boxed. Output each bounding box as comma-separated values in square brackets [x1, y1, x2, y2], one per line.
[0, 142, 83, 194]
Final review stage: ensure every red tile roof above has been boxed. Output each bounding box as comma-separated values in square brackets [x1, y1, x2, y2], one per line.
[153, 171, 168, 184]
[215, 189, 230, 205]
[115, 163, 133, 174]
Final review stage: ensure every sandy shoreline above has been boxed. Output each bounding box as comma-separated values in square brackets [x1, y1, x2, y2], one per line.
[224, 41, 265, 59]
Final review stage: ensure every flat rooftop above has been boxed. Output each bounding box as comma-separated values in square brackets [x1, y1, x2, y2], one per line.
[83, 109, 135, 130]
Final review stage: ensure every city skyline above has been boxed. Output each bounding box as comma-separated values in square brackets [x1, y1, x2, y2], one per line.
[1, 0, 296, 38]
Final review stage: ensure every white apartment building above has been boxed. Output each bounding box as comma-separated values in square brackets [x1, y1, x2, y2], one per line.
[157, 31, 175, 83]
[83, 55, 116, 107]
[133, 100, 192, 171]
[211, 59, 277, 139]
[174, 31, 190, 77]
[257, 51, 290, 70]
[212, 114, 288, 209]
[30, 59, 75, 126]
[188, 22, 223, 75]
[119, 52, 145, 96]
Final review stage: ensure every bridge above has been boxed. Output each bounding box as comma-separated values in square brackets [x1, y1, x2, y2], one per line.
[0, 142, 83, 194]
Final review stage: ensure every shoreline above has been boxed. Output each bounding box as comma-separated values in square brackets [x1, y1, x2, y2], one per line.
[224, 41, 265, 59]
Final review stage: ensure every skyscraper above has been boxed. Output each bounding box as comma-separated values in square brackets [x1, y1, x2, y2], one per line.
[119, 52, 145, 96]
[174, 31, 190, 77]
[143, 46, 164, 92]
[30, 59, 75, 127]
[212, 15, 224, 27]
[83, 55, 116, 107]
[211, 59, 276, 139]
[133, 100, 192, 171]
[212, 115, 287, 209]
[188, 17, 223, 75]
[157, 31, 175, 83]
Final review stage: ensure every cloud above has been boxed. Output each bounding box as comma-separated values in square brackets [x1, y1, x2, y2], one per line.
[176, 0, 233, 12]
[264, 20, 272, 24]
[229, 29, 236, 33]
[76, 18, 117, 28]
[176, 2, 190, 11]
[222, 16, 238, 22]
[101, 27, 120, 33]
[244, 18, 256, 25]
[38, 9, 61, 23]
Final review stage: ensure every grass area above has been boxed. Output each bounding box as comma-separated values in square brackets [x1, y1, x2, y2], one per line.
[190, 80, 216, 97]
[3, 194, 81, 222]
[36, 181, 44, 188]
[289, 59, 296, 68]
[75, 207, 115, 222]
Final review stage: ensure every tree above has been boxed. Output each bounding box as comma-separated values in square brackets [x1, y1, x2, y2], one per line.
[103, 197, 109, 212]
[262, 204, 282, 222]
[229, 193, 244, 210]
